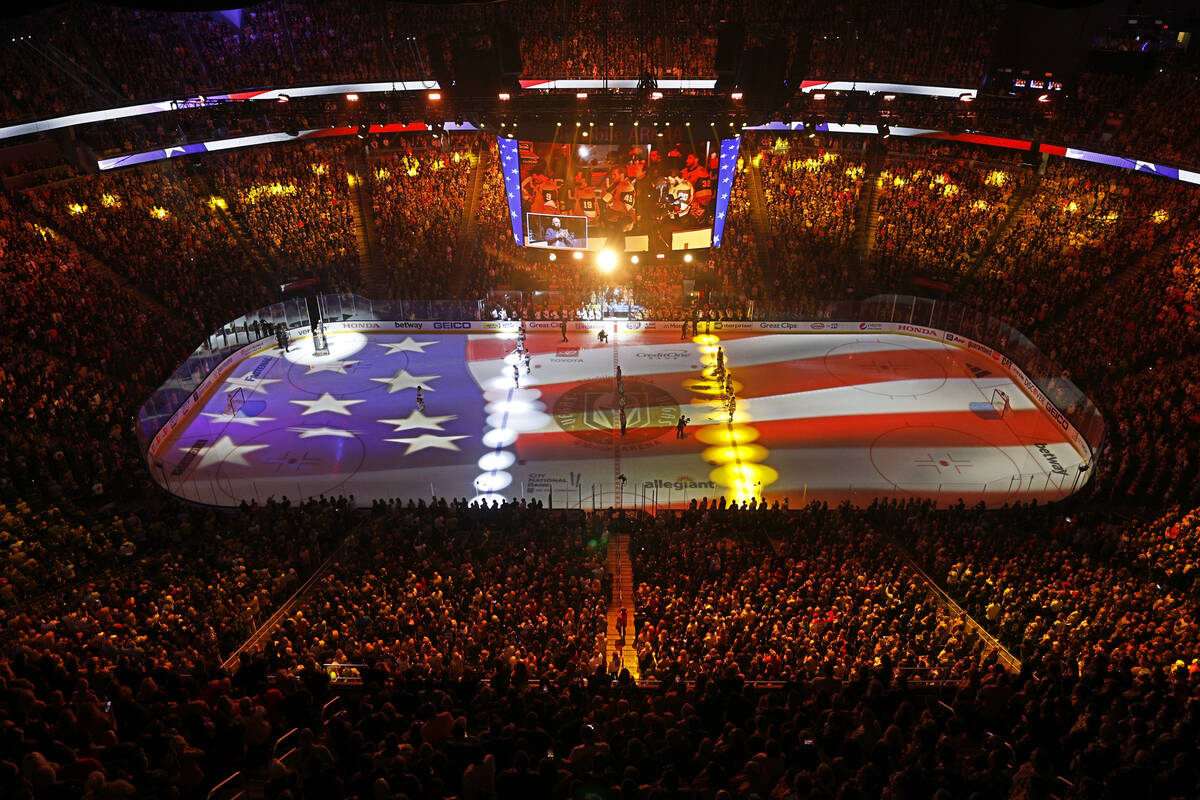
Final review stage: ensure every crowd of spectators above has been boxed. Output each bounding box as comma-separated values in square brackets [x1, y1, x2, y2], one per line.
[5, 0, 1200, 185]
[968, 161, 1191, 330]
[3, 497, 1199, 799]
[887, 500, 1200, 672]
[369, 142, 475, 300]
[256, 502, 607, 680]
[26, 165, 278, 332]
[753, 139, 865, 304]
[209, 142, 358, 291]
[872, 152, 1020, 286]
[633, 504, 992, 681]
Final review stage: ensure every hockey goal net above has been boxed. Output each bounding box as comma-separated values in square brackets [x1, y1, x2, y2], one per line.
[224, 387, 246, 416]
[990, 388, 1011, 418]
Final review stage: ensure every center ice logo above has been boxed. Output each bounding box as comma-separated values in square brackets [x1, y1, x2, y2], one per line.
[553, 379, 680, 447]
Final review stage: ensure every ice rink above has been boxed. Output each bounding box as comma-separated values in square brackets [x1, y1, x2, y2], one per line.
[148, 324, 1091, 508]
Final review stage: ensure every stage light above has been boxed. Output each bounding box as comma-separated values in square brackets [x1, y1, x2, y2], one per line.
[498, 92, 511, 101]
[572, 251, 584, 260]
[557, 121, 562, 126]
[631, 255, 639, 264]
[1037, 93, 1051, 102]
[685, 121, 691, 126]
[683, 253, 693, 263]
[549, 253, 557, 261]
[656, 253, 665, 259]
[883, 94, 896, 101]
[576, 120, 581, 126]
[597, 249, 618, 273]
[959, 93, 974, 102]
[633, 120, 639, 126]
[428, 91, 441, 101]
[276, 94, 290, 103]
[346, 93, 359, 102]
[651, 91, 663, 100]
[812, 92, 826, 101]
[357, 122, 370, 138]
[731, 91, 743, 100]
[609, 120, 614, 126]
[576, 92, 588, 99]
[582, 130, 588, 137]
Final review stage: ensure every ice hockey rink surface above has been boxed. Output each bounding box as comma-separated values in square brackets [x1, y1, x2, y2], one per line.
[148, 323, 1091, 509]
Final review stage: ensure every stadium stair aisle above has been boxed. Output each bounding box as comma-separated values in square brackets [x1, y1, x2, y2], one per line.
[745, 162, 775, 285]
[1049, 219, 1193, 334]
[219, 531, 359, 672]
[966, 164, 1042, 281]
[187, 161, 287, 280]
[449, 139, 491, 297]
[885, 534, 1023, 674]
[348, 148, 387, 296]
[22, 207, 172, 319]
[603, 529, 640, 679]
[854, 143, 886, 273]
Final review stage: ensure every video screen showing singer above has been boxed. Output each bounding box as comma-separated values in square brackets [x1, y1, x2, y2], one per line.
[526, 213, 587, 249]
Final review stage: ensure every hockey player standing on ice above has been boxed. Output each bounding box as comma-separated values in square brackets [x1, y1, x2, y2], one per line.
[561, 319, 568, 342]
[276, 324, 289, 353]
[513, 363, 520, 389]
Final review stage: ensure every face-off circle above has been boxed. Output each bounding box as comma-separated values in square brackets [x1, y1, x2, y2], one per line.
[824, 340, 948, 396]
[553, 378, 680, 446]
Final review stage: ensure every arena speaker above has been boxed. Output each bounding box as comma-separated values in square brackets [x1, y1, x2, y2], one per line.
[714, 21, 745, 92]
[425, 32, 452, 89]
[452, 32, 500, 100]
[496, 24, 523, 78]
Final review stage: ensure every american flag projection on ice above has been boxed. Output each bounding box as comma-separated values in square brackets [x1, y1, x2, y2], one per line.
[159, 329, 1090, 508]
[171, 334, 494, 503]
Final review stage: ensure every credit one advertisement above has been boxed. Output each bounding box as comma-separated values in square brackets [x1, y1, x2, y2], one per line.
[497, 136, 740, 251]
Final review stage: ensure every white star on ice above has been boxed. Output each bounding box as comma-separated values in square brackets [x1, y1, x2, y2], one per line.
[201, 411, 276, 426]
[305, 359, 359, 375]
[384, 434, 468, 455]
[370, 369, 439, 394]
[225, 374, 281, 393]
[187, 435, 269, 469]
[290, 393, 365, 416]
[378, 409, 457, 432]
[377, 337, 436, 355]
[287, 426, 358, 439]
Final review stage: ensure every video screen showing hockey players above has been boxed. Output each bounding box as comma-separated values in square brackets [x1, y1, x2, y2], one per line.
[511, 139, 722, 251]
